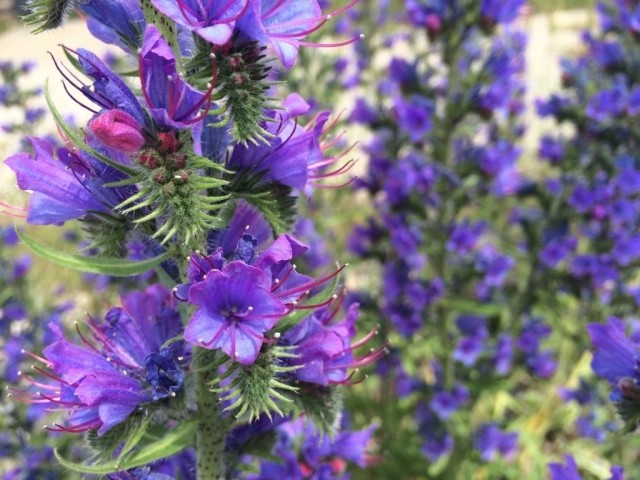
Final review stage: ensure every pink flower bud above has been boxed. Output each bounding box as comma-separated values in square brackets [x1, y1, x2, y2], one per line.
[89, 109, 145, 154]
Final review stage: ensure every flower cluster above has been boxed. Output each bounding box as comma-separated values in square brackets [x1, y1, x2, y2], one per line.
[3, 0, 377, 478]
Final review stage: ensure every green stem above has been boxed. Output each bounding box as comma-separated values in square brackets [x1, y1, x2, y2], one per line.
[195, 348, 227, 480]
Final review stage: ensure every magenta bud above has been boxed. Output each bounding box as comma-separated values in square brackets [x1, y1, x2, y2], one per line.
[425, 14, 442, 36]
[89, 109, 145, 154]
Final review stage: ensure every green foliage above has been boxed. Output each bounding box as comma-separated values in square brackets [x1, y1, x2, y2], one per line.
[211, 346, 300, 422]
[118, 145, 231, 246]
[86, 414, 151, 462]
[227, 170, 297, 236]
[17, 229, 172, 276]
[54, 420, 196, 474]
[293, 385, 344, 435]
[185, 37, 278, 145]
[140, 0, 180, 59]
[22, 0, 76, 33]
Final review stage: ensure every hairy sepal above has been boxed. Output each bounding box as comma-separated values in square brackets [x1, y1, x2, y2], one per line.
[185, 38, 278, 146]
[211, 346, 300, 422]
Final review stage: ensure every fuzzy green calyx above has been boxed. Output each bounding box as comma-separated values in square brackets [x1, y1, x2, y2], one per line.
[22, 0, 77, 33]
[184, 38, 277, 146]
[211, 345, 300, 422]
[114, 132, 230, 246]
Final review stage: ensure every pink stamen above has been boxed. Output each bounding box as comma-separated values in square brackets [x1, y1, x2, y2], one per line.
[310, 159, 356, 180]
[262, 0, 288, 19]
[278, 264, 347, 298]
[0, 210, 26, 219]
[271, 264, 296, 292]
[22, 350, 51, 367]
[314, 177, 357, 189]
[297, 36, 363, 49]
[289, 295, 336, 310]
[0, 201, 27, 211]
[212, 0, 249, 23]
[175, 0, 201, 25]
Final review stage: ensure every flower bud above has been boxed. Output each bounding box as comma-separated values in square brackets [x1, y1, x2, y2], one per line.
[89, 109, 145, 154]
[158, 132, 181, 153]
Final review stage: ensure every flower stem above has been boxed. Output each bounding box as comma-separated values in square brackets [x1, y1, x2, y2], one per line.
[195, 348, 227, 480]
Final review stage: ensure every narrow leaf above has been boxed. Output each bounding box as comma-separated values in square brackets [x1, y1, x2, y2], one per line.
[18, 229, 172, 277]
[54, 420, 195, 474]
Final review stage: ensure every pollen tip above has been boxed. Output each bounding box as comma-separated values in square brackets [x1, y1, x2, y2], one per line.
[17, 370, 22, 376]
[187, 256, 191, 261]
[170, 392, 176, 397]
[359, 34, 365, 39]
[326, 14, 332, 19]
[292, 264, 298, 270]
[172, 287, 178, 292]
[195, 249, 201, 255]
[248, 306, 254, 311]
[20, 348, 25, 354]
[274, 332, 281, 339]
[178, 356, 184, 361]
[331, 294, 338, 300]
[245, 224, 250, 230]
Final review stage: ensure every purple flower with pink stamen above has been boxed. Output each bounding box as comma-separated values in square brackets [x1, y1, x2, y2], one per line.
[152, 0, 249, 45]
[14, 285, 187, 436]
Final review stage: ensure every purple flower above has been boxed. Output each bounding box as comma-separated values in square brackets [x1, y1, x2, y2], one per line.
[17, 285, 187, 435]
[227, 100, 332, 191]
[394, 95, 434, 142]
[185, 261, 287, 364]
[80, 0, 146, 52]
[540, 236, 577, 268]
[549, 455, 582, 480]
[588, 317, 637, 401]
[236, 0, 353, 69]
[140, 25, 209, 130]
[152, 0, 247, 45]
[182, 226, 348, 365]
[430, 384, 469, 420]
[283, 301, 383, 386]
[480, 0, 525, 25]
[447, 220, 486, 255]
[473, 423, 518, 462]
[4, 137, 122, 225]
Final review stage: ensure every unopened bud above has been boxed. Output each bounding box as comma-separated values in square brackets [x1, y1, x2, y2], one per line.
[158, 132, 181, 153]
[89, 109, 145, 154]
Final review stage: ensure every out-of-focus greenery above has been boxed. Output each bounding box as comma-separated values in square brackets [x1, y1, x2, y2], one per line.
[531, 0, 596, 11]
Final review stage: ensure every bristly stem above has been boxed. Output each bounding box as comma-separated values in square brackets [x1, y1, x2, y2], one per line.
[195, 348, 227, 480]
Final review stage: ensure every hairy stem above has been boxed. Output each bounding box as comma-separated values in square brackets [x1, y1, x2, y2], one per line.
[195, 349, 227, 480]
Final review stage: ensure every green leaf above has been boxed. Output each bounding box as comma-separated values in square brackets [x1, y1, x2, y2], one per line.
[54, 420, 196, 474]
[17, 229, 172, 277]
[44, 81, 139, 177]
